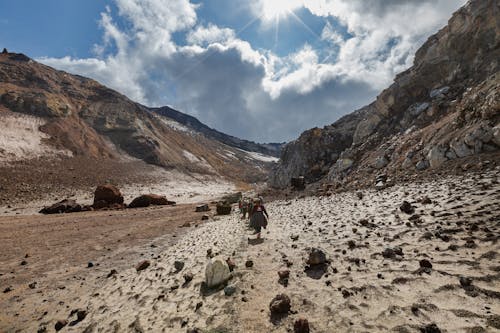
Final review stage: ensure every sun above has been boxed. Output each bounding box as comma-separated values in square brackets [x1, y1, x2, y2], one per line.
[260, 0, 302, 21]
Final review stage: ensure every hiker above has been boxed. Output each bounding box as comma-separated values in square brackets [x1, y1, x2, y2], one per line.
[247, 200, 254, 220]
[240, 198, 248, 219]
[249, 198, 268, 239]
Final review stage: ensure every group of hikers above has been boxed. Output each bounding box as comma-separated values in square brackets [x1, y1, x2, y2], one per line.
[238, 196, 268, 240]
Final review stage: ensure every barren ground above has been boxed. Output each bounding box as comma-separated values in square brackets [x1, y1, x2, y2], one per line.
[1, 170, 499, 333]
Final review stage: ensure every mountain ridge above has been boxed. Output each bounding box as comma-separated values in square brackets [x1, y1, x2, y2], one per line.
[270, 0, 499, 189]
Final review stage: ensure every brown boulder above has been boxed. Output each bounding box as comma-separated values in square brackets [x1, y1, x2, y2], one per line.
[40, 199, 82, 214]
[93, 185, 123, 208]
[128, 194, 174, 208]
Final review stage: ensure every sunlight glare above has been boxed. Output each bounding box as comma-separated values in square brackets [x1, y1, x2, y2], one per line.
[261, 0, 303, 21]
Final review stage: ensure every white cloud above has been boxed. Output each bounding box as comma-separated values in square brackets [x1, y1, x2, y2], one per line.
[37, 0, 466, 142]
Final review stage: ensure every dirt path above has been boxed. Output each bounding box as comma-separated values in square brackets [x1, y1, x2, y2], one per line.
[1, 170, 499, 332]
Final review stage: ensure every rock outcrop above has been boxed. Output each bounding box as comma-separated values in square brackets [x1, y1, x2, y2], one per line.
[270, 0, 499, 189]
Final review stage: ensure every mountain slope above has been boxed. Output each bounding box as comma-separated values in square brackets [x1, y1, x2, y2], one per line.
[152, 106, 283, 157]
[270, 0, 499, 188]
[0, 51, 277, 205]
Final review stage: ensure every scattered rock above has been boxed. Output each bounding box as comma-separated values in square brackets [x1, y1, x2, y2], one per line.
[205, 257, 231, 288]
[269, 294, 291, 314]
[420, 323, 441, 333]
[40, 199, 82, 214]
[136, 260, 150, 272]
[201, 214, 209, 221]
[245, 260, 254, 268]
[459, 276, 473, 288]
[93, 184, 123, 209]
[294, 318, 310, 333]
[128, 194, 174, 208]
[419, 259, 433, 269]
[226, 258, 236, 272]
[224, 285, 237, 296]
[183, 272, 194, 284]
[216, 202, 232, 215]
[400, 201, 415, 214]
[107, 269, 118, 278]
[195, 204, 210, 212]
[55, 320, 68, 331]
[306, 248, 327, 265]
[174, 260, 185, 272]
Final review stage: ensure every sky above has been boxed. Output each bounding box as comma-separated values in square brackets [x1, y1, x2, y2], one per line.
[0, 0, 466, 143]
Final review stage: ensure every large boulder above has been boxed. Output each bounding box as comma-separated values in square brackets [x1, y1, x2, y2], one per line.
[128, 194, 174, 208]
[40, 199, 82, 214]
[93, 185, 124, 208]
[205, 257, 231, 288]
[291, 176, 305, 190]
[427, 146, 448, 168]
[216, 202, 232, 215]
[195, 204, 210, 212]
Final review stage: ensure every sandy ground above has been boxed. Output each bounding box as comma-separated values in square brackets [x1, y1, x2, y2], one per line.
[1, 170, 499, 332]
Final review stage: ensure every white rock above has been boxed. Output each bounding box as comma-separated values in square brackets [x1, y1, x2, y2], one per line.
[450, 139, 474, 158]
[205, 257, 230, 288]
[427, 146, 448, 168]
[374, 156, 389, 169]
[492, 124, 500, 146]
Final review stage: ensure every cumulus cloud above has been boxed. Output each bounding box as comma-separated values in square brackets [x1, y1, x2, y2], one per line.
[38, 0, 466, 142]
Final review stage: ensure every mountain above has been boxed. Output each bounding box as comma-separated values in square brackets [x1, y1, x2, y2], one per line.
[152, 106, 283, 157]
[0, 50, 278, 204]
[270, 0, 499, 189]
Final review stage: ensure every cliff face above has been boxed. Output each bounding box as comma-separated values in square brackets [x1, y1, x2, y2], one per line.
[270, 0, 499, 188]
[0, 53, 276, 183]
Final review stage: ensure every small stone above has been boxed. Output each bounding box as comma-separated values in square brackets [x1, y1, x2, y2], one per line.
[400, 201, 415, 214]
[20, 260, 27, 266]
[107, 269, 118, 278]
[183, 272, 194, 283]
[87, 262, 94, 268]
[306, 248, 327, 265]
[174, 260, 185, 272]
[459, 276, 473, 288]
[420, 323, 441, 333]
[278, 270, 290, 279]
[226, 258, 236, 272]
[245, 260, 254, 268]
[294, 318, 310, 333]
[28, 282, 36, 289]
[3, 286, 12, 293]
[55, 320, 68, 331]
[136, 260, 150, 272]
[224, 285, 237, 296]
[419, 259, 432, 269]
[269, 294, 291, 314]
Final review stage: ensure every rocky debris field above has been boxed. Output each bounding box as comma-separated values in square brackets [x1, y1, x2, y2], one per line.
[1, 170, 498, 332]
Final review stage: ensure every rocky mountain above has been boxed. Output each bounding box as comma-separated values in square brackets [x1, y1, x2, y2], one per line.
[270, 0, 499, 189]
[0, 50, 278, 197]
[152, 106, 283, 157]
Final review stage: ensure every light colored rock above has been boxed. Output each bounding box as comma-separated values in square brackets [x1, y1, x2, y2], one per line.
[402, 158, 413, 169]
[336, 158, 353, 172]
[416, 160, 429, 171]
[408, 102, 430, 116]
[427, 146, 448, 168]
[374, 156, 389, 169]
[353, 113, 382, 145]
[205, 257, 230, 288]
[430, 86, 450, 98]
[445, 149, 458, 160]
[491, 125, 500, 146]
[450, 139, 474, 158]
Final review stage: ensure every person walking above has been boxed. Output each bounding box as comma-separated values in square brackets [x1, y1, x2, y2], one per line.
[249, 198, 268, 239]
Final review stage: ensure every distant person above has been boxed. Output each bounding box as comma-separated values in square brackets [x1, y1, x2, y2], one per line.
[249, 198, 268, 239]
[240, 198, 248, 219]
[247, 200, 254, 220]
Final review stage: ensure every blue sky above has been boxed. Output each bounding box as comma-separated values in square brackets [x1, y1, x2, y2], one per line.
[0, 0, 465, 142]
